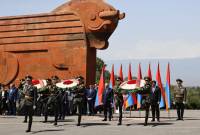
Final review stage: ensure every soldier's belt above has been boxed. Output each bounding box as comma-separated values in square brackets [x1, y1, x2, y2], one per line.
[142, 94, 149, 96]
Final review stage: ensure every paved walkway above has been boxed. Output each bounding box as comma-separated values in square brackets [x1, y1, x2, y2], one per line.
[0, 110, 199, 135]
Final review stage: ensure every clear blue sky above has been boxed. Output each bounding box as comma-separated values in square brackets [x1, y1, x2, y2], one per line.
[0, 0, 200, 86]
[0, 0, 200, 60]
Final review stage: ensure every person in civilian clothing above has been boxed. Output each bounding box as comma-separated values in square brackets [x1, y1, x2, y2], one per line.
[102, 83, 114, 121]
[0, 85, 9, 115]
[150, 80, 161, 122]
[86, 85, 96, 115]
[8, 84, 19, 115]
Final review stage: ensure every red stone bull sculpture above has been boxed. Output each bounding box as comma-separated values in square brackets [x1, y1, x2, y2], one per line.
[0, 0, 125, 85]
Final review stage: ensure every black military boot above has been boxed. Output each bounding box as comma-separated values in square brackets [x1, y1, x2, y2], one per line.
[117, 122, 122, 126]
[102, 117, 107, 121]
[144, 118, 148, 126]
[43, 116, 48, 123]
[77, 116, 81, 126]
[26, 122, 32, 132]
[23, 116, 27, 123]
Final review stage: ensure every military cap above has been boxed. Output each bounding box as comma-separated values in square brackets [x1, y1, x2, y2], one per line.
[46, 78, 52, 82]
[144, 76, 151, 81]
[76, 76, 84, 80]
[51, 75, 59, 80]
[176, 78, 183, 83]
[25, 75, 32, 81]
[116, 77, 122, 81]
[152, 80, 156, 84]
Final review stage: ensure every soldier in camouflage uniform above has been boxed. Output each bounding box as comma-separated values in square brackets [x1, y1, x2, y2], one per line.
[114, 77, 124, 125]
[43, 76, 61, 125]
[137, 76, 152, 126]
[72, 76, 85, 126]
[37, 79, 51, 116]
[22, 75, 37, 132]
[174, 79, 187, 120]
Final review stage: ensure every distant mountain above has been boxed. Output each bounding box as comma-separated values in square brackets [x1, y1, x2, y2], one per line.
[104, 57, 200, 87]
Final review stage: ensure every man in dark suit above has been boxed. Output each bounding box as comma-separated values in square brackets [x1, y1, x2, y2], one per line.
[86, 85, 96, 115]
[0, 84, 9, 115]
[150, 80, 161, 122]
[8, 84, 19, 115]
[102, 83, 114, 121]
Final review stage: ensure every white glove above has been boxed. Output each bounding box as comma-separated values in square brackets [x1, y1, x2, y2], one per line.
[33, 105, 36, 110]
[6, 100, 9, 103]
[157, 102, 160, 104]
[183, 101, 186, 104]
[88, 98, 92, 100]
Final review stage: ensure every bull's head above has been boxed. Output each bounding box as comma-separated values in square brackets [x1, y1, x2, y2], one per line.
[54, 0, 125, 49]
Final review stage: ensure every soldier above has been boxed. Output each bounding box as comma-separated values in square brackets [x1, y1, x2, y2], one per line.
[174, 79, 187, 120]
[114, 77, 124, 125]
[22, 75, 37, 132]
[150, 80, 161, 122]
[137, 76, 152, 126]
[36, 79, 51, 116]
[43, 76, 61, 125]
[71, 76, 86, 126]
[102, 83, 114, 121]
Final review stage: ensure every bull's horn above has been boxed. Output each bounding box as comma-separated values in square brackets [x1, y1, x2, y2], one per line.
[119, 12, 125, 20]
[99, 10, 119, 19]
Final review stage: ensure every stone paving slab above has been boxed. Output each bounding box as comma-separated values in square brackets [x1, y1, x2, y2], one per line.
[0, 110, 199, 135]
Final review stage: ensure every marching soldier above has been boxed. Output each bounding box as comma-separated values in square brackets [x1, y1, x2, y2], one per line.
[150, 80, 161, 122]
[22, 75, 37, 132]
[137, 76, 152, 126]
[174, 79, 187, 120]
[72, 76, 86, 126]
[43, 76, 61, 125]
[114, 77, 124, 125]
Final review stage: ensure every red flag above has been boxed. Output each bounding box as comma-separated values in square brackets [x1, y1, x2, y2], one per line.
[156, 63, 166, 108]
[147, 63, 152, 81]
[119, 64, 124, 81]
[137, 63, 142, 80]
[109, 64, 115, 87]
[95, 65, 105, 106]
[128, 63, 132, 81]
[136, 63, 142, 109]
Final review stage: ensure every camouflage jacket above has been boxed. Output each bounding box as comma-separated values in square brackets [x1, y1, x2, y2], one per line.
[174, 85, 187, 103]
[22, 83, 37, 106]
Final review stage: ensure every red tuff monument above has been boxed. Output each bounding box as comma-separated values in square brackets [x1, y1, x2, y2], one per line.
[0, 0, 125, 86]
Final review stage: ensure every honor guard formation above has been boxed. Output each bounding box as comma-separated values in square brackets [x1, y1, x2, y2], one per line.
[0, 74, 187, 132]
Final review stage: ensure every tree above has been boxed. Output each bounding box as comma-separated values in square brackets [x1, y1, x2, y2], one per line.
[96, 57, 110, 83]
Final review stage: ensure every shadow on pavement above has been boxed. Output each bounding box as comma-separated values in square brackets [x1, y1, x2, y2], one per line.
[31, 129, 64, 134]
[126, 122, 174, 127]
[36, 119, 75, 123]
[81, 123, 110, 127]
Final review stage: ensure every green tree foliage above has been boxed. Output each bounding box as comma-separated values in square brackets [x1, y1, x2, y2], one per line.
[96, 57, 110, 83]
[186, 87, 200, 109]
